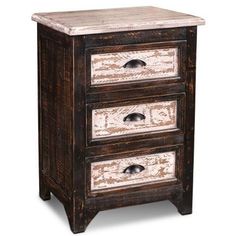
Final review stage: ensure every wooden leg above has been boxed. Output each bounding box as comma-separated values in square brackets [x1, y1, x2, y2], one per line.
[65, 209, 86, 233]
[170, 191, 192, 215]
[177, 194, 193, 215]
[64, 198, 98, 234]
[85, 210, 98, 227]
[39, 177, 51, 201]
[172, 200, 192, 215]
[64, 198, 86, 234]
[178, 206, 192, 215]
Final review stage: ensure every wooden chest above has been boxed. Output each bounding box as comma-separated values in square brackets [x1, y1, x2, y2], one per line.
[32, 6, 205, 233]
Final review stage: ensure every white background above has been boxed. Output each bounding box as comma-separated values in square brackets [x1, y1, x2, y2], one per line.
[0, 0, 235, 235]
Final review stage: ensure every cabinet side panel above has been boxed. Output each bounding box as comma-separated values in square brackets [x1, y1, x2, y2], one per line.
[181, 26, 197, 213]
[38, 24, 73, 198]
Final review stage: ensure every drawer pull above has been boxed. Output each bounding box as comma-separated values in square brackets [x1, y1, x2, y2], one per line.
[123, 164, 145, 174]
[123, 59, 146, 68]
[123, 113, 146, 122]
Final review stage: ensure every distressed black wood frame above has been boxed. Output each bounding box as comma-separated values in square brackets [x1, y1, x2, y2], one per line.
[37, 23, 197, 233]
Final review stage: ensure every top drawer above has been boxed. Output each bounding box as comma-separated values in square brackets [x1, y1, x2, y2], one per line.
[87, 41, 186, 87]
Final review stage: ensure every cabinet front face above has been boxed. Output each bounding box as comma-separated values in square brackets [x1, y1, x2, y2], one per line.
[86, 94, 185, 145]
[86, 145, 184, 197]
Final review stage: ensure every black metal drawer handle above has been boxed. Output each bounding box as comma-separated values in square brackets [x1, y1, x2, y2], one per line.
[123, 164, 145, 174]
[123, 59, 146, 68]
[123, 112, 146, 122]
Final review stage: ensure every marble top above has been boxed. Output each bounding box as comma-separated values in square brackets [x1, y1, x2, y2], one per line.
[32, 6, 205, 36]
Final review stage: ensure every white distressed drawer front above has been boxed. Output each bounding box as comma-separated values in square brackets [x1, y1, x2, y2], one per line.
[92, 100, 177, 139]
[91, 151, 176, 191]
[91, 47, 178, 85]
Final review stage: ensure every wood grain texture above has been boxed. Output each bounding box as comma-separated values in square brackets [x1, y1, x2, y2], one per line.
[38, 25, 73, 198]
[38, 24, 93, 233]
[32, 6, 205, 35]
[169, 27, 197, 215]
[84, 28, 187, 48]
[87, 82, 186, 104]
[91, 151, 176, 191]
[92, 100, 177, 139]
[86, 183, 183, 210]
[176, 27, 197, 215]
[91, 47, 178, 85]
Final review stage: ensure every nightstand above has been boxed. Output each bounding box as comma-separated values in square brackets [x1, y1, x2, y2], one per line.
[32, 6, 205, 233]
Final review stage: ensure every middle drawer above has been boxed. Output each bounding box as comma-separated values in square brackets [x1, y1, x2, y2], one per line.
[87, 94, 185, 145]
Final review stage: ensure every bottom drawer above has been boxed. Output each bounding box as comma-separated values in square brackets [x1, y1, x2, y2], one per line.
[87, 146, 183, 195]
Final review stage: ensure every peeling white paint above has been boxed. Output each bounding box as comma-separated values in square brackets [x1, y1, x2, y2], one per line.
[91, 151, 176, 191]
[92, 100, 177, 139]
[91, 47, 178, 85]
